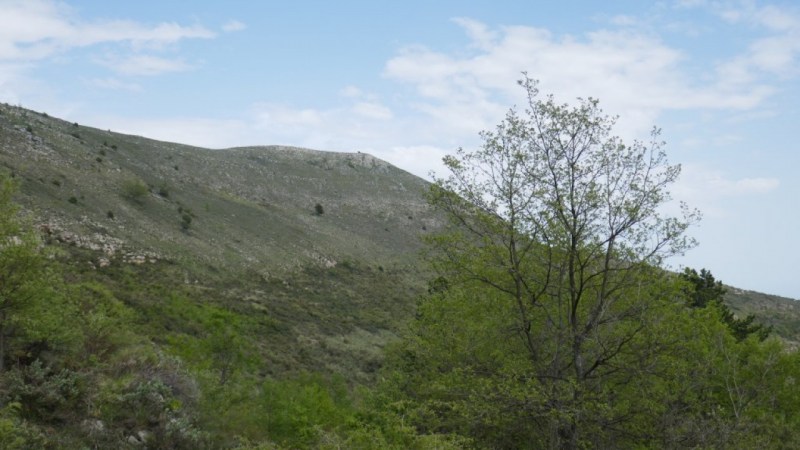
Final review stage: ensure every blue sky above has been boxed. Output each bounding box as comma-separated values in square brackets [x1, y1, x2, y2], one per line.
[2, 0, 799, 298]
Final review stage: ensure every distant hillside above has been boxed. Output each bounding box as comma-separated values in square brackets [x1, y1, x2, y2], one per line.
[0, 102, 445, 381]
[725, 287, 800, 347]
[0, 104, 440, 274]
[1, 101, 798, 378]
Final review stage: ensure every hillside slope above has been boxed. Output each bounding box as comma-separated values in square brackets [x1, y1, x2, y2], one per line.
[0, 103, 444, 381]
[1, 102, 799, 374]
[0, 104, 439, 274]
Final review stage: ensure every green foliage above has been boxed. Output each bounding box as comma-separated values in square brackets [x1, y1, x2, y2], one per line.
[682, 267, 727, 308]
[102, 377, 207, 448]
[377, 78, 800, 448]
[682, 268, 771, 341]
[0, 176, 55, 373]
[0, 174, 210, 447]
[181, 213, 192, 230]
[406, 76, 699, 447]
[260, 374, 351, 446]
[158, 294, 259, 385]
[1, 360, 85, 423]
[2, 103, 799, 447]
[0, 403, 45, 450]
[158, 183, 170, 197]
[314, 202, 324, 215]
[121, 178, 149, 203]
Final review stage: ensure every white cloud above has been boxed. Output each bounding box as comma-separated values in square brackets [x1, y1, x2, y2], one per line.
[381, 145, 450, 179]
[679, 1, 800, 79]
[89, 116, 250, 149]
[86, 77, 142, 92]
[0, 0, 215, 94]
[725, 177, 780, 193]
[98, 54, 194, 76]
[451, 17, 498, 50]
[383, 18, 777, 143]
[339, 85, 363, 98]
[672, 164, 780, 217]
[608, 15, 639, 27]
[0, 1, 214, 62]
[222, 20, 246, 32]
[256, 105, 325, 128]
[352, 102, 393, 120]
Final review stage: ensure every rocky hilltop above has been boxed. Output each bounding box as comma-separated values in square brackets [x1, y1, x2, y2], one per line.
[0, 103, 441, 278]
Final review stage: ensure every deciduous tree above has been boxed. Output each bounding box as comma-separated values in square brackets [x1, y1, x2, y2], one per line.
[399, 76, 700, 448]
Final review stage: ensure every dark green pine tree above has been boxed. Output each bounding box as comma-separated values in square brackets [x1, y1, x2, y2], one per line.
[681, 268, 771, 341]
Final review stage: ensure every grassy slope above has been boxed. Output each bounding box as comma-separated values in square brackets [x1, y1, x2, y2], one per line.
[725, 287, 800, 347]
[0, 103, 439, 382]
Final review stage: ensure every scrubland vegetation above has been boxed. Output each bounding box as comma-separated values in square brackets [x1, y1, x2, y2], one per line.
[1, 81, 799, 448]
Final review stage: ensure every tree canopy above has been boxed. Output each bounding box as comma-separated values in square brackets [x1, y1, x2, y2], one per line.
[382, 77, 800, 448]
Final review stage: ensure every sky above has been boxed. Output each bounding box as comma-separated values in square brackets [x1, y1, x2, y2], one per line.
[1, 0, 799, 299]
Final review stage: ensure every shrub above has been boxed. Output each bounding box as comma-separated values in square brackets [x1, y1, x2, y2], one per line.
[106, 211, 114, 220]
[68, 196, 78, 204]
[122, 179, 148, 204]
[314, 203, 324, 215]
[2, 361, 85, 423]
[181, 214, 192, 231]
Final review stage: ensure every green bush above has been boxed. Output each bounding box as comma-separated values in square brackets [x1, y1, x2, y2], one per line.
[0, 404, 46, 450]
[122, 179, 148, 203]
[1, 361, 85, 423]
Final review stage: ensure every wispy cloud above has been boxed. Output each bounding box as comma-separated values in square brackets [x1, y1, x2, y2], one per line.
[678, 1, 800, 79]
[85, 77, 142, 92]
[0, 0, 215, 95]
[0, 1, 214, 62]
[672, 164, 780, 217]
[97, 54, 195, 76]
[384, 17, 782, 142]
[222, 20, 247, 32]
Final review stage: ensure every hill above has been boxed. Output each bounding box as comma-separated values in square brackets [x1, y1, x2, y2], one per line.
[0, 102, 445, 383]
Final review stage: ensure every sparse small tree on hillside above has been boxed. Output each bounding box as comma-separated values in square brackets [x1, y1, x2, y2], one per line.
[122, 179, 148, 204]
